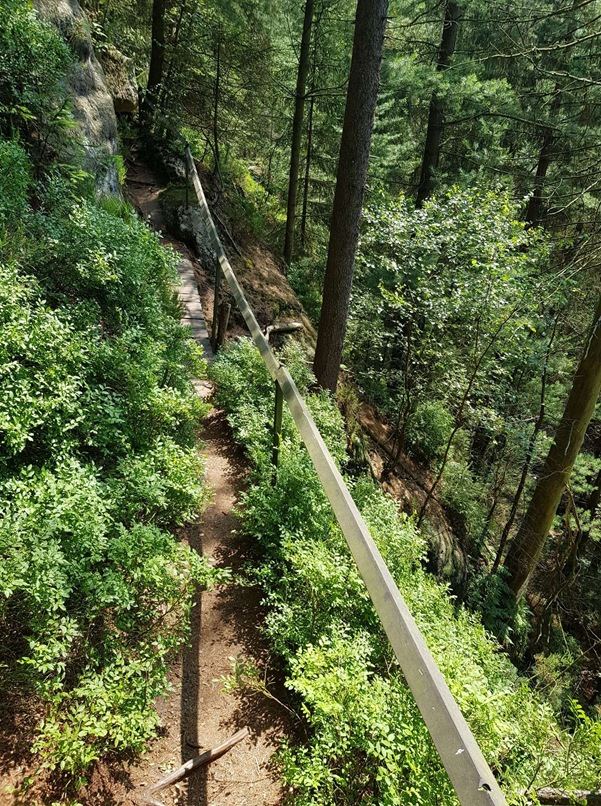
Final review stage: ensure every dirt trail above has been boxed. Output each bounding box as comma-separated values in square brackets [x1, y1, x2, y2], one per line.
[101, 159, 289, 806]
[83, 405, 287, 805]
[0, 159, 288, 806]
[0, 161, 287, 806]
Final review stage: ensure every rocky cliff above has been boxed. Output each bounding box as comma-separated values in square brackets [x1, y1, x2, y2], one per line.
[34, 0, 120, 194]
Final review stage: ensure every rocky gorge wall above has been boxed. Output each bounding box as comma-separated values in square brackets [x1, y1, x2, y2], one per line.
[34, 0, 121, 194]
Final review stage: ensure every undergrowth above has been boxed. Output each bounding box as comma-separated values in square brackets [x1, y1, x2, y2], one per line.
[0, 147, 221, 783]
[210, 338, 601, 805]
[0, 5, 226, 784]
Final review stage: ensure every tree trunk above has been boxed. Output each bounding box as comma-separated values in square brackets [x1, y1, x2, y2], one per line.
[212, 37, 221, 184]
[300, 91, 314, 252]
[283, 0, 314, 268]
[415, 0, 461, 208]
[504, 295, 601, 599]
[492, 319, 557, 572]
[144, 0, 166, 125]
[313, 0, 389, 392]
[300, 34, 318, 252]
[524, 89, 562, 225]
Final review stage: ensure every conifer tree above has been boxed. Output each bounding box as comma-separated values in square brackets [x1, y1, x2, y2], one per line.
[313, 0, 389, 392]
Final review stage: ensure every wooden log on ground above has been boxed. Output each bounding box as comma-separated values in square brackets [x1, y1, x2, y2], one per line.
[535, 789, 601, 805]
[148, 727, 249, 795]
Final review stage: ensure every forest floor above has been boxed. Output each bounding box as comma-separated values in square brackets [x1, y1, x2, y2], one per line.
[0, 160, 290, 805]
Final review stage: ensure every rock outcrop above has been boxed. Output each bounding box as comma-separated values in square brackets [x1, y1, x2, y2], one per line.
[97, 44, 138, 115]
[34, 0, 120, 194]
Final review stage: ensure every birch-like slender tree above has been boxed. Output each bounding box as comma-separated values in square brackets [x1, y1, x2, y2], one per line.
[283, 0, 314, 268]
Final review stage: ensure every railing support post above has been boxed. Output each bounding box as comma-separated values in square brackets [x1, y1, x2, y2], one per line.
[211, 259, 222, 348]
[271, 380, 283, 482]
[215, 301, 231, 353]
[184, 143, 190, 210]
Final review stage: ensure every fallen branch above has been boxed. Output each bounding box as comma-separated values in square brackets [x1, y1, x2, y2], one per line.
[535, 789, 601, 805]
[148, 727, 249, 795]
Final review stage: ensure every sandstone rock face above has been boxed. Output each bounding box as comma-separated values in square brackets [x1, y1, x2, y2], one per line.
[97, 44, 138, 115]
[34, 0, 120, 194]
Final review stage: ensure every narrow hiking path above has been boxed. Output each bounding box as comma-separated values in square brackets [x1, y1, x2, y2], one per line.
[0, 157, 289, 806]
[80, 160, 290, 805]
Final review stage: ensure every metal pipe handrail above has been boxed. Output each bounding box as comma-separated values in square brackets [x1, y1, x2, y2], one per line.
[184, 145, 508, 806]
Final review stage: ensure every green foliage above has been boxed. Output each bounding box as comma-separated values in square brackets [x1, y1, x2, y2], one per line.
[440, 460, 487, 545]
[0, 139, 30, 230]
[465, 569, 530, 651]
[347, 188, 551, 420]
[405, 400, 454, 464]
[110, 438, 209, 527]
[0, 1, 72, 148]
[0, 141, 217, 779]
[210, 338, 601, 804]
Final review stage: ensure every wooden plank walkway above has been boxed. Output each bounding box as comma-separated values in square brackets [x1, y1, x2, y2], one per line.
[177, 255, 213, 360]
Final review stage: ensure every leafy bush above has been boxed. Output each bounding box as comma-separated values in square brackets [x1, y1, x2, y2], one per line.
[0, 139, 30, 229]
[0, 140, 218, 780]
[210, 338, 601, 805]
[405, 400, 454, 464]
[0, 1, 72, 148]
[440, 459, 487, 545]
[345, 188, 551, 450]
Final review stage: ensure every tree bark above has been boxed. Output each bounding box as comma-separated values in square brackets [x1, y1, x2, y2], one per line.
[415, 0, 461, 208]
[144, 0, 167, 125]
[524, 89, 562, 225]
[283, 0, 314, 268]
[492, 319, 557, 572]
[313, 0, 388, 392]
[504, 295, 601, 599]
[300, 35, 318, 252]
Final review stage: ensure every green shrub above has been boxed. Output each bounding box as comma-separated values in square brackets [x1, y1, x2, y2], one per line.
[210, 338, 601, 805]
[110, 438, 209, 526]
[405, 400, 454, 464]
[0, 0, 72, 147]
[0, 139, 30, 231]
[0, 139, 218, 780]
[441, 459, 487, 545]
[0, 263, 84, 462]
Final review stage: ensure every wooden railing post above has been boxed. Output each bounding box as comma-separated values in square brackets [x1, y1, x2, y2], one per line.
[215, 301, 231, 352]
[271, 380, 284, 482]
[211, 258, 222, 348]
[185, 147, 189, 210]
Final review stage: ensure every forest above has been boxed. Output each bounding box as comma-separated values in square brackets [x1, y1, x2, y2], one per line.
[0, 0, 600, 803]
